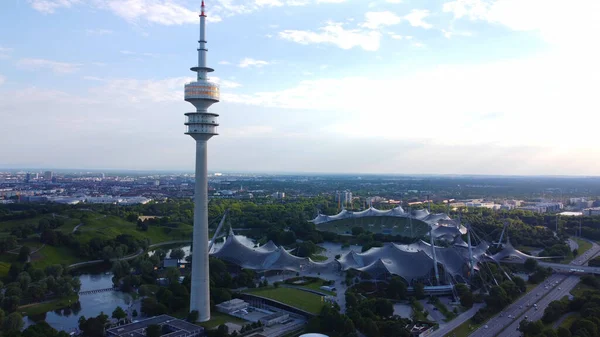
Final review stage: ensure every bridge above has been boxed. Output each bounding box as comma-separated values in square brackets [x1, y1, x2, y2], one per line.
[79, 287, 118, 295]
[539, 261, 600, 274]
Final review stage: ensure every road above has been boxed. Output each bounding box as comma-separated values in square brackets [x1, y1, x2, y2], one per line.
[498, 275, 580, 337]
[468, 239, 600, 337]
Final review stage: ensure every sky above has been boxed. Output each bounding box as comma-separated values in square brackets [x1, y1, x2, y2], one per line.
[0, 0, 599, 175]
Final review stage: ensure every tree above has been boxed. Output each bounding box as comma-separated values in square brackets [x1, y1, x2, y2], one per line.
[460, 291, 474, 308]
[3, 312, 24, 333]
[112, 306, 127, 322]
[18, 245, 31, 262]
[170, 248, 185, 261]
[146, 324, 162, 337]
[132, 309, 138, 317]
[454, 283, 470, 296]
[524, 258, 538, 272]
[557, 327, 572, 337]
[413, 282, 426, 299]
[187, 310, 199, 322]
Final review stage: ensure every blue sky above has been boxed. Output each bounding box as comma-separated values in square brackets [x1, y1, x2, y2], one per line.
[1, 0, 599, 175]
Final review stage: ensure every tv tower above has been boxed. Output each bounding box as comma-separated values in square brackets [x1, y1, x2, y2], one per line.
[184, 0, 219, 322]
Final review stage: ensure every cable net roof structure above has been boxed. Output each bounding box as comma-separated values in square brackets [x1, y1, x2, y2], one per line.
[210, 230, 338, 274]
[337, 240, 489, 284]
[311, 206, 467, 240]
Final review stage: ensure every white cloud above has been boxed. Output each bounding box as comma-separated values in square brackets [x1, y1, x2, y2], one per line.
[0, 75, 5, 86]
[279, 22, 381, 51]
[361, 11, 402, 29]
[85, 29, 113, 35]
[211, 77, 243, 88]
[238, 58, 270, 68]
[389, 33, 404, 39]
[16, 58, 82, 74]
[404, 9, 432, 29]
[443, 0, 600, 48]
[255, 0, 283, 6]
[28, 0, 79, 13]
[221, 52, 599, 151]
[441, 28, 472, 38]
[0, 46, 13, 59]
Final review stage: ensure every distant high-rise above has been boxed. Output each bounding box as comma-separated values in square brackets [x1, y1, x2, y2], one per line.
[184, 0, 220, 322]
[44, 171, 53, 180]
[25, 173, 31, 183]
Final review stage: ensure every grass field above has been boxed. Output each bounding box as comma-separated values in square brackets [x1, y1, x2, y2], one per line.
[76, 215, 193, 244]
[199, 312, 248, 329]
[310, 254, 328, 262]
[31, 246, 85, 269]
[559, 313, 579, 329]
[19, 294, 79, 316]
[315, 216, 429, 238]
[0, 253, 17, 278]
[244, 287, 325, 314]
[570, 282, 596, 297]
[574, 237, 592, 256]
[291, 278, 336, 295]
[0, 214, 80, 233]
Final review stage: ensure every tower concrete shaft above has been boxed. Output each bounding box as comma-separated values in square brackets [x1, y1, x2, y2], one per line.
[185, 0, 219, 322]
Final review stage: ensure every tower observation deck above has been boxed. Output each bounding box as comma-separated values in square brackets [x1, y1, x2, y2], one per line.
[185, 0, 218, 322]
[184, 0, 219, 138]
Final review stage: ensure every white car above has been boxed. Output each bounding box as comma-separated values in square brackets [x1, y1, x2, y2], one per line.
[484, 325, 489, 329]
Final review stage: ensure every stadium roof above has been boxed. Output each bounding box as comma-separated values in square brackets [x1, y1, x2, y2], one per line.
[311, 206, 467, 239]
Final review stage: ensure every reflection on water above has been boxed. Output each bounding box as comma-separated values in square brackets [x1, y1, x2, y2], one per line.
[25, 271, 133, 333]
[26, 235, 257, 332]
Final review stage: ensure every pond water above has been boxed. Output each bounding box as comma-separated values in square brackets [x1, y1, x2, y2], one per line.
[25, 236, 256, 332]
[25, 269, 137, 333]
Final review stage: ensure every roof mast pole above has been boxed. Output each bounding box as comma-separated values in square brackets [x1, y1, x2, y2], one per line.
[430, 224, 440, 285]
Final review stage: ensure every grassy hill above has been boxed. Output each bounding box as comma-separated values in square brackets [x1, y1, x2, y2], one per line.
[315, 216, 429, 238]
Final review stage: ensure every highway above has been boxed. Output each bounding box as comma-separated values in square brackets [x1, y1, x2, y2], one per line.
[468, 239, 600, 337]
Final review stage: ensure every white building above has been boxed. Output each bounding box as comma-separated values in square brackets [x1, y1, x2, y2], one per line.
[259, 312, 289, 327]
[336, 190, 352, 207]
[215, 299, 249, 314]
[582, 208, 600, 216]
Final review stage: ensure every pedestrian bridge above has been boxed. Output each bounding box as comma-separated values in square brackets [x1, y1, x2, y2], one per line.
[79, 287, 118, 295]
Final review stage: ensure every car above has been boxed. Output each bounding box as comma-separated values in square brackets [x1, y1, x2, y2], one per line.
[433, 308, 438, 311]
[484, 325, 489, 329]
[508, 315, 513, 319]
[525, 316, 528, 320]
[519, 306, 523, 309]
[558, 287, 561, 290]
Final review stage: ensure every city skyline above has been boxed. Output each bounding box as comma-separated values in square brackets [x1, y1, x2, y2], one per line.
[1, 0, 599, 175]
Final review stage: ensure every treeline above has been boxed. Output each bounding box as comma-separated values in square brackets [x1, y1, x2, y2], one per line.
[1, 263, 81, 325]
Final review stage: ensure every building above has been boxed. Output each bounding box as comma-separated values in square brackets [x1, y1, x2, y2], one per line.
[44, 171, 53, 180]
[184, 0, 220, 322]
[259, 312, 289, 327]
[583, 207, 600, 216]
[215, 299, 249, 314]
[336, 190, 352, 208]
[271, 191, 285, 199]
[106, 315, 203, 337]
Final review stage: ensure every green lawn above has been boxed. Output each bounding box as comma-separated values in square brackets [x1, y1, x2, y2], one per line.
[19, 294, 79, 316]
[295, 279, 336, 295]
[244, 287, 325, 314]
[570, 282, 596, 297]
[451, 319, 481, 337]
[199, 312, 248, 330]
[76, 215, 193, 244]
[574, 237, 592, 256]
[315, 216, 429, 238]
[310, 254, 328, 262]
[560, 313, 579, 329]
[0, 253, 17, 278]
[0, 214, 80, 233]
[31, 246, 85, 269]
